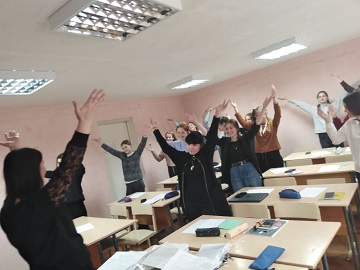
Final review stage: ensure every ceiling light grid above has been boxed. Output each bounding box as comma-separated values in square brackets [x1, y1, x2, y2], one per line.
[52, 0, 181, 40]
[0, 70, 56, 95]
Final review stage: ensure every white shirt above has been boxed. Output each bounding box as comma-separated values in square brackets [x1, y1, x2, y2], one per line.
[326, 118, 360, 172]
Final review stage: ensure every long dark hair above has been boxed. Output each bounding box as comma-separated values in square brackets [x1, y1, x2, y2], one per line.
[3, 148, 43, 206]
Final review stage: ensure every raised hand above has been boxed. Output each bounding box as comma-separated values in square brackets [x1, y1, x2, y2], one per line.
[330, 73, 342, 83]
[215, 100, 229, 118]
[74, 89, 105, 134]
[317, 107, 332, 123]
[271, 85, 277, 96]
[185, 112, 198, 123]
[328, 104, 337, 117]
[146, 118, 158, 133]
[230, 100, 237, 108]
[0, 130, 20, 151]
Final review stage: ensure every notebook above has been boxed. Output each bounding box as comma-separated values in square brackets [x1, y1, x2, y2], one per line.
[228, 192, 269, 203]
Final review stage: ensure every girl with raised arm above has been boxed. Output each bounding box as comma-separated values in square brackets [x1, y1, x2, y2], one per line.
[219, 91, 274, 193]
[0, 89, 105, 270]
[93, 136, 147, 195]
[279, 83, 349, 148]
[147, 101, 232, 221]
[318, 91, 360, 182]
[231, 85, 283, 173]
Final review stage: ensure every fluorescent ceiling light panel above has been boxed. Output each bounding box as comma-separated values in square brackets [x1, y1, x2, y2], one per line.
[168, 75, 210, 90]
[0, 70, 56, 95]
[49, 0, 182, 41]
[252, 37, 308, 60]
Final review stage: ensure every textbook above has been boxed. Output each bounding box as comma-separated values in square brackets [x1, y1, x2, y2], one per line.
[246, 219, 287, 237]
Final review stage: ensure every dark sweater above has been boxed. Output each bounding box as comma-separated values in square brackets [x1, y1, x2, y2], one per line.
[154, 116, 232, 218]
[101, 136, 147, 183]
[0, 132, 93, 270]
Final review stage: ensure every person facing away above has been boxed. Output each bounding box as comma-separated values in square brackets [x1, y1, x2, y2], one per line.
[94, 136, 147, 195]
[147, 101, 233, 222]
[318, 91, 360, 183]
[279, 83, 350, 148]
[231, 85, 283, 173]
[218, 91, 274, 193]
[0, 89, 105, 270]
[148, 131, 177, 177]
[45, 153, 87, 219]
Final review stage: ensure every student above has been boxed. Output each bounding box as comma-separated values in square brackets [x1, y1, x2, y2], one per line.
[45, 153, 87, 219]
[0, 89, 105, 270]
[218, 91, 274, 193]
[148, 131, 177, 177]
[279, 87, 349, 148]
[317, 91, 360, 182]
[93, 136, 147, 195]
[166, 122, 190, 152]
[231, 85, 283, 173]
[147, 101, 232, 221]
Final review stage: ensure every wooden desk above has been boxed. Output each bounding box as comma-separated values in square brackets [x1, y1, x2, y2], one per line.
[73, 216, 137, 268]
[262, 161, 355, 185]
[284, 147, 352, 165]
[228, 184, 360, 270]
[157, 172, 222, 190]
[160, 215, 340, 269]
[108, 192, 180, 228]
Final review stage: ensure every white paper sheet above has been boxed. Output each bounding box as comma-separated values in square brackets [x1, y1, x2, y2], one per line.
[128, 192, 146, 199]
[142, 194, 166, 204]
[162, 250, 221, 270]
[345, 147, 351, 153]
[300, 187, 327, 198]
[312, 150, 331, 157]
[269, 167, 289, 174]
[75, 223, 94, 233]
[98, 251, 148, 270]
[318, 165, 340, 172]
[247, 188, 274, 194]
[182, 219, 225, 234]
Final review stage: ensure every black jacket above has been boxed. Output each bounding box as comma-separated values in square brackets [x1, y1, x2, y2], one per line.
[153, 116, 232, 218]
[217, 123, 262, 192]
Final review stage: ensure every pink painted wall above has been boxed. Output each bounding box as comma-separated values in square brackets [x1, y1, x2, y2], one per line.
[1, 36, 360, 269]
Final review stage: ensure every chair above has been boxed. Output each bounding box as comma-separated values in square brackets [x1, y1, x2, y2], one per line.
[273, 202, 321, 221]
[325, 155, 353, 163]
[307, 178, 346, 185]
[286, 159, 313, 166]
[118, 203, 157, 250]
[231, 203, 271, 219]
[263, 177, 297, 187]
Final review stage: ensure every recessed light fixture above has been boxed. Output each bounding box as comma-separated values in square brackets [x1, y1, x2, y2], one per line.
[167, 75, 210, 90]
[0, 70, 56, 95]
[252, 37, 308, 60]
[49, 0, 182, 41]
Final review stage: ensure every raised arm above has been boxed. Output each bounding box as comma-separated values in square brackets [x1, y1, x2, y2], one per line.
[186, 113, 208, 136]
[331, 73, 355, 93]
[147, 144, 165, 162]
[47, 89, 105, 205]
[317, 107, 346, 145]
[255, 89, 275, 125]
[271, 85, 281, 127]
[136, 136, 148, 155]
[0, 131, 20, 151]
[231, 100, 252, 130]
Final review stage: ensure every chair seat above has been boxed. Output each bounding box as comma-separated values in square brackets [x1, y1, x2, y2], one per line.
[119, 229, 156, 245]
[170, 207, 183, 214]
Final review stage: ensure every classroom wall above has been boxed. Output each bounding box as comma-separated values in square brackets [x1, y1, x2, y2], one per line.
[181, 36, 360, 157]
[1, 36, 360, 269]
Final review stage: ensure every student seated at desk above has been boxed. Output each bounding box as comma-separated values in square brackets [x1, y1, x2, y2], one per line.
[0, 89, 105, 270]
[147, 101, 232, 221]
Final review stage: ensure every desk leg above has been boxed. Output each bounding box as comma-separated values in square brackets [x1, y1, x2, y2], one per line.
[349, 172, 360, 222]
[97, 242, 105, 265]
[344, 206, 360, 270]
[321, 254, 329, 270]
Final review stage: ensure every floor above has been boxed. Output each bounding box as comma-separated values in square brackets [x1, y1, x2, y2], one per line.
[104, 214, 360, 270]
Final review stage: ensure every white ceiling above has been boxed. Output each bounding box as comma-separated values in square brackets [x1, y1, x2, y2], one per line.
[1, 0, 360, 109]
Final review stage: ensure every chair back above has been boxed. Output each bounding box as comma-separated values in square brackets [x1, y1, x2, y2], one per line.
[307, 178, 345, 185]
[286, 159, 312, 166]
[110, 204, 129, 219]
[273, 202, 321, 221]
[131, 204, 157, 232]
[325, 155, 353, 163]
[264, 177, 297, 187]
[231, 203, 271, 219]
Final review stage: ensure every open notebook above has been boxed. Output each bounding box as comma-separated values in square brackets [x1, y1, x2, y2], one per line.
[228, 192, 269, 203]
